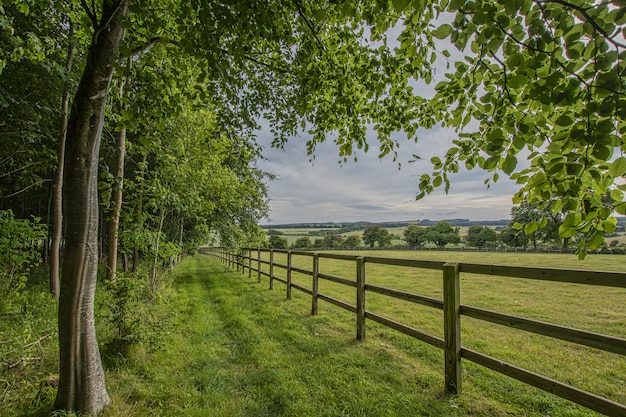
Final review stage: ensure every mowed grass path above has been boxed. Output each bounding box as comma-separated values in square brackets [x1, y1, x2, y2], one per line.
[103, 254, 615, 417]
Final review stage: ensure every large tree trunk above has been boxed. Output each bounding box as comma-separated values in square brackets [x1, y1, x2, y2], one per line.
[54, 2, 127, 415]
[50, 21, 75, 298]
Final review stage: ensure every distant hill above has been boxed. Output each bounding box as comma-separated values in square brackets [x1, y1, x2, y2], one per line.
[261, 219, 511, 229]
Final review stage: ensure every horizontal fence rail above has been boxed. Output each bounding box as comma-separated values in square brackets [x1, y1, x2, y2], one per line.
[200, 247, 626, 416]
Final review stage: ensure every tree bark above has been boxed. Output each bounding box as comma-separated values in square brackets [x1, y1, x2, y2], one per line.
[50, 21, 75, 298]
[132, 152, 147, 273]
[106, 63, 130, 283]
[54, 2, 128, 415]
[150, 208, 165, 290]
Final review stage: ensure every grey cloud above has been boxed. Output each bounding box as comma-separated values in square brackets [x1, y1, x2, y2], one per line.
[256, 123, 517, 225]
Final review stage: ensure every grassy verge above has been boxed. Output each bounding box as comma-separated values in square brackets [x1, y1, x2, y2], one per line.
[102, 255, 455, 416]
[1, 253, 620, 416]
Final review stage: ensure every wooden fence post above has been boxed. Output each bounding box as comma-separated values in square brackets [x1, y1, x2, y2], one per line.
[312, 253, 319, 315]
[287, 251, 292, 300]
[356, 257, 366, 341]
[248, 248, 252, 278]
[257, 248, 261, 283]
[443, 262, 461, 395]
[269, 249, 274, 290]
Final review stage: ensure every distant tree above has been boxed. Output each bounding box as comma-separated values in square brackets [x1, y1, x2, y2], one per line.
[292, 237, 312, 249]
[424, 222, 460, 248]
[499, 227, 528, 248]
[267, 229, 285, 235]
[320, 234, 344, 248]
[466, 226, 498, 247]
[363, 225, 392, 248]
[268, 235, 288, 249]
[343, 235, 361, 248]
[509, 202, 563, 248]
[403, 224, 427, 248]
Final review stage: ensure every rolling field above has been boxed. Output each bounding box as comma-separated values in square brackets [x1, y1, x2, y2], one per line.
[245, 249, 626, 415]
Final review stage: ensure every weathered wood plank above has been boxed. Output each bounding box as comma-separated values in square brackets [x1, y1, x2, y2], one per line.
[356, 257, 366, 341]
[363, 256, 445, 270]
[291, 266, 313, 276]
[272, 262, 288, 270]
[291, 282, 312, 295]
[312, 254, 319, 315]
[273, 277, 287, 285]
[269, 250, 274, 290]
[318, 252, 359, 261]
[318, 272, 356, 288]
[365, 311, 445, 349]
[365, 284, 444, 310]
[461, 305, 626, 356]
[461, 347, 626, 417]
[443, 263, 461, 395]
[318, 294, 357, 313]
[287, 251, 292, 300]
[460, 263, 626, 288]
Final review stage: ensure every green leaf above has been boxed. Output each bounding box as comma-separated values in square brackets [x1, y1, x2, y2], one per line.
[508, 75, 529, 88]
[502, 155, 517, 175]
[449, 0, 466, 10]
[392, 0, 411, 13]
[610, 189, 624, 202]
[524, 221, 538, 235]
[559, 223, 579, 238]
[432, 24, 452, 40]
[587, 231, 605, 250]
[554, 114, 573, 126]
[609, 156, 626, 177]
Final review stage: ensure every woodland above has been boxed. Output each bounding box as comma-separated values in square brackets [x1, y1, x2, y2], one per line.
[1, 0, 625, 415]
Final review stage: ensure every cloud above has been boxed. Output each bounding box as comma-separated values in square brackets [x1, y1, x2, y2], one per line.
[256, 123, 519, 225]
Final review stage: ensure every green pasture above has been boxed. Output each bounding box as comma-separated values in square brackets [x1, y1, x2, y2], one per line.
[249, 249, 626, 414]
[2, 253, 623, 416]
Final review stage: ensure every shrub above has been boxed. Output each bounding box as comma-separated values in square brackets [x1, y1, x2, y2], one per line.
[98, 272, 167, 357]
[0, 210, 47, 313]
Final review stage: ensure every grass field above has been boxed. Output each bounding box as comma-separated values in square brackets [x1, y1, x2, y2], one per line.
[245, 249, 626, 415]
[1, 253, 624, 416]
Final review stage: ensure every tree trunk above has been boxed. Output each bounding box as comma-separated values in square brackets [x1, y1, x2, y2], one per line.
[54, 2, 127, 415]
[132, 152, 147, 273]
[50, 21, 75, 298]
[150, 208, 165, 290]
[106, 63, 130, 283]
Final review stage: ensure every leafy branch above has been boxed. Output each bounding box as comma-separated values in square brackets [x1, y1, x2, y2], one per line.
[534, 0, 626, 49]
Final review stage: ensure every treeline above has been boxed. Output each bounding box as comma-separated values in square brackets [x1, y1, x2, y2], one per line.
[268, 204, 626, 251]
[263, 218, 511, 232]
[0, 3, 268, 301]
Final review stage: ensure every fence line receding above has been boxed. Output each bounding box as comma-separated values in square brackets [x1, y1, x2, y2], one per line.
[200, 247, 626, 417]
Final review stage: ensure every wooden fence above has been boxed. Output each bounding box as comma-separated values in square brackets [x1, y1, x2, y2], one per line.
[200, 247, 626, 417]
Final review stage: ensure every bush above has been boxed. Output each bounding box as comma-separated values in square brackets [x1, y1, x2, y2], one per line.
[98, 272, 168, 358]
[0, 210, 47, 313]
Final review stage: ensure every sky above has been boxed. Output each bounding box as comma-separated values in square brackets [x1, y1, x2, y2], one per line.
[256, 125, 521, 225]
[254, 17, 523, 226]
